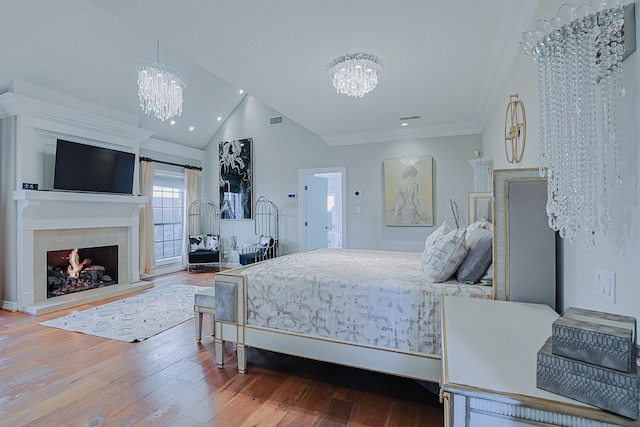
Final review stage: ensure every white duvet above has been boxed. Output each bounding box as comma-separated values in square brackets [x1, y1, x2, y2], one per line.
[240, 248, 493, 356]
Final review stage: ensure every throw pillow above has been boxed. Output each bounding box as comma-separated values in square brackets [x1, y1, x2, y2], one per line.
[259, 235, 271, 248]
[456, 228, 493, 284]
[189, 234, 205, 252]
[422, 228, 468, 283]
[482, 262, 494, 281]
[466, 218, 493, 236]
[421, 221, 451, 266]
[205, 234, 219, 251]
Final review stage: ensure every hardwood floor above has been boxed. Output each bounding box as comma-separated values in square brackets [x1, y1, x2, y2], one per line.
[0, 271, 443, 426]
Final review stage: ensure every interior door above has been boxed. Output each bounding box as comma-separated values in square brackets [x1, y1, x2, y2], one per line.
[303, 174, 329, 250]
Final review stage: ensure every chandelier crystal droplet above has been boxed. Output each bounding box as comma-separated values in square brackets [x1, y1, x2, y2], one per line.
[327, 53, 383, 98]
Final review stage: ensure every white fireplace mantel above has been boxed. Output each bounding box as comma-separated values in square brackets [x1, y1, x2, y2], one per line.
[14, 190, 147, 230]
[13, 190, 151, 314]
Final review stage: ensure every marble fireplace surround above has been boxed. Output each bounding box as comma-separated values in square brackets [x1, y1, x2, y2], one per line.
[14, 190, 152, 315]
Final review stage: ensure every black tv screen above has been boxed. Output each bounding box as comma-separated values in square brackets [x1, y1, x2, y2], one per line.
[53, 139, 135, 195]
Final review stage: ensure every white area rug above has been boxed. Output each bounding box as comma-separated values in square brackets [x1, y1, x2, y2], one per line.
[40, 285, 209, 342]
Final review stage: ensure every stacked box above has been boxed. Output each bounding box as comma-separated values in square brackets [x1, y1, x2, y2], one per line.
[537, 338, 640, 419]
[536, 307, 639, 419]
[552, 307, 636, 373]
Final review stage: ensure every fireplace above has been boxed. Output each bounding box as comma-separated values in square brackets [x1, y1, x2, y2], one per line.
[13, 190, 153, 315]
[47, 245, 118, 298]
[2, 92, 155, 315]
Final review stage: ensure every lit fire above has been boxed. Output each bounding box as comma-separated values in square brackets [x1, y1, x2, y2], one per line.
[66, 248, 91, 278]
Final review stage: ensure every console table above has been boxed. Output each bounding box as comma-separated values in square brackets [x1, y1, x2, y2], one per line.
[440, 296, 640, 427]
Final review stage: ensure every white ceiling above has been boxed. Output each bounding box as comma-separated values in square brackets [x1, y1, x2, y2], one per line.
[1, 0, 540, 150]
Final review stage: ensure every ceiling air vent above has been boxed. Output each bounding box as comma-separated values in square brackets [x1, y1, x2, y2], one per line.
[399, 115, 421, 121]
[269, 115, 284, 126]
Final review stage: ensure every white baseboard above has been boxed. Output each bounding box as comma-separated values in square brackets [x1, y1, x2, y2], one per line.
[143, 263, 185, 279]
[2, 300, 19, 312]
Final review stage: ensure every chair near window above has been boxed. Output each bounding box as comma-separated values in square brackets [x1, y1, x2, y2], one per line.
[187, 199, 221, 272]
[239, 196, 279, 266]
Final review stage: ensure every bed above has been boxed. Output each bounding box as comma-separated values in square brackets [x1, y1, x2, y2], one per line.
[213, 230, 497, 382]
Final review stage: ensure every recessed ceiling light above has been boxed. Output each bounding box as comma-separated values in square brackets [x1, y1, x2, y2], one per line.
[170, 120, 176, 125]
[217, 116, 222, 121]
[239, 89, 244, 94]
[401, 122, 408, 126]
[189, 126, 195, 131]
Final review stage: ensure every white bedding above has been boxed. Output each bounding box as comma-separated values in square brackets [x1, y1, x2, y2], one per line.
[240, 248, 493, 357]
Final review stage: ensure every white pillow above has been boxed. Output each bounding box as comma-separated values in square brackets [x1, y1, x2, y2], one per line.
[421, 221, 451, 265]
[189, 234, 205, 252]
[422, 228, 469, 283]
[466, 218, 493, 236]
[259, 235, 271, 247]
[205, 234, 219, 251]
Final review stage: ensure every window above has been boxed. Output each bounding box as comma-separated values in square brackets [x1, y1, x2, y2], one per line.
[153, 173, 185, 261]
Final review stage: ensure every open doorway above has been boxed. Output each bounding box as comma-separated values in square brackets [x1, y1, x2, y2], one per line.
[298, 167, 346, 250]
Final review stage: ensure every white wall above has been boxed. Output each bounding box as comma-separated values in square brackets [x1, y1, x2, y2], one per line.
[204, 95, 482, 256]
[482, 1, 640, 320]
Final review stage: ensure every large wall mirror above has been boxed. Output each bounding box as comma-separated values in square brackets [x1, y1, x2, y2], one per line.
[493, 168, 557, 310]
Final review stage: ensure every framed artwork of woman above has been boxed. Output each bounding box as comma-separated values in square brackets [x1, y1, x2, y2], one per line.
[383, 157, 434, 226]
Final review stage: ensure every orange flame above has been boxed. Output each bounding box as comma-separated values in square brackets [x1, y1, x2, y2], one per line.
[66, 248, 82, 278]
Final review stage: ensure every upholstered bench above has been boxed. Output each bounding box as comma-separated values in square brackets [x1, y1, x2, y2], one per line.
[194, 288, 215, 341]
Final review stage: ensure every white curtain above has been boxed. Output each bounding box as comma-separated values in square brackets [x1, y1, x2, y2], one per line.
[182, 168, 202, 267]
[139, 160, 156, 275]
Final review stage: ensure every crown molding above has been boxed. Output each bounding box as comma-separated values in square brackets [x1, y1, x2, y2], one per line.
[322, 122, 482, 147]
[0, 92, 154, 146]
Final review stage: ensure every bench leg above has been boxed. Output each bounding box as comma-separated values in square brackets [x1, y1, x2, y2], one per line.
[215, 339, 224, 368]
[237, 344, 247, 374]
[195, 311, 203, 341]
[209, 314, 215, 337]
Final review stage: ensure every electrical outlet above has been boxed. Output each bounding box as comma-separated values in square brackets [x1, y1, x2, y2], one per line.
[595, 267, 616, 303]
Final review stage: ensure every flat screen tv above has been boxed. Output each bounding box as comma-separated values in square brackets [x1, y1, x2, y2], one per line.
[53, 139, 135, 195]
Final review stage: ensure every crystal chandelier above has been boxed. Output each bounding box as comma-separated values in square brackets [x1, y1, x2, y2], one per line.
[468, 156, 494, 193]
[136, 42, 187, 121]
[327, 53, 383, 97]
[520, 2, 633, 250]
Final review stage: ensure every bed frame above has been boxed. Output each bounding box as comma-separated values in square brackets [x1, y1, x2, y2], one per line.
[213, 262, 494, 383]
[212, 172, 553, 383]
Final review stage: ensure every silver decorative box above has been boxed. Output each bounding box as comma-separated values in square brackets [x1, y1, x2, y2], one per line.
[552, 307, 637, 373]
[537, 338, 640, 419]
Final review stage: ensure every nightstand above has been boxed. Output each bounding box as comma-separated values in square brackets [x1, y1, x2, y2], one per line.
[440, 296, 640, 427]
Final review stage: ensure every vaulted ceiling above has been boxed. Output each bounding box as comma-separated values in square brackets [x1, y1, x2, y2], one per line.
[0, 0, 540, 150]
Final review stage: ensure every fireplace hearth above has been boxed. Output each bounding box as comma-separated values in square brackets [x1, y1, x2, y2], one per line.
[47, 245, 118, 298]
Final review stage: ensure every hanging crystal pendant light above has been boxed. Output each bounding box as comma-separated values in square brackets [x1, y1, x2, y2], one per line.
[136, 42, 187, 122]
[327, 53, 383, 98]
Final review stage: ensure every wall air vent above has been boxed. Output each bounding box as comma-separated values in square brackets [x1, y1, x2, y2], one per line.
[269, 116, 284, 126]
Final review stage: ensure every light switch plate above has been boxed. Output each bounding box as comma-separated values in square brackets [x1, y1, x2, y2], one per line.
[595, 267, 616, 303]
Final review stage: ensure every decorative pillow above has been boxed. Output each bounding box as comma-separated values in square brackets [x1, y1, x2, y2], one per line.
[456, 228, 493, 284]
[482, 262, 494, 281]
[205, 234, 219, 251]
[189, 234, 205, 252]
[420, 221, 451, 266]
[258, 235, 271, 248]
[466, 218, 493, 236]
[422, 228, 468, 283]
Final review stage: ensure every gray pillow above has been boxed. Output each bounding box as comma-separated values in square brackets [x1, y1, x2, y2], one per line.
[456, 229, 492, 284]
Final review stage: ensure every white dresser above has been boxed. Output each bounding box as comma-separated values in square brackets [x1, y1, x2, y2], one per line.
[440, 296, 640, 427]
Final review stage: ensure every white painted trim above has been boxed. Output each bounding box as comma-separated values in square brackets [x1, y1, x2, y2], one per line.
[2, 301, 18, 312]
[0, 92, 153, 145]
[141, 137, 205, 161]
[323, 123, 481, 146]
[297, 167, 347, 250]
